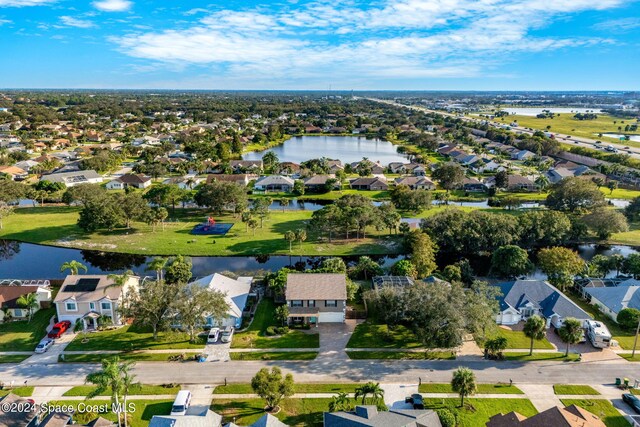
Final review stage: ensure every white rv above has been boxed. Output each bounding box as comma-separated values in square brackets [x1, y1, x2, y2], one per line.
[585, 320, 612, 349]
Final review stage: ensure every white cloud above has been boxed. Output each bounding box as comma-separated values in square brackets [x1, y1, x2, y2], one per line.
[0, 0, 54, 6]
[111, 0, 625, 83]
[594, 17, 640, 32]
[93, 0, 131, 12]
[60, 15, 95, 28]
[0, 18, 12, 25]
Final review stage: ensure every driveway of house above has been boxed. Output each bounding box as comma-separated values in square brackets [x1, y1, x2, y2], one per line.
[316, 320, 359, 361]
[206, 340, 230, 362]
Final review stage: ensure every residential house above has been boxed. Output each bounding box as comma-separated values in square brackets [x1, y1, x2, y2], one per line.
[206, 174, 255, 187]
[40, 170, 103, 187]
[190, 274, 253, 328]
[493, 280, 592, 329]
[303, 174, 337, 192]
[163, 175, 204, 190]
[512, 149, 536, 161]
[405, 163, 427, 176]
[285, 273, 347, 324]
[276, 162, 301, 175]
[254, 175, 295, 192]
[0, 165, 28, 180]
[583, 285, 640, 322]
[149, 409, 222, 427]
[39, 413, 115, 427]
[223, 414, 289, 427]
[372, 275, 415, 290]
[388, 162, 407, 173]
[350, 161, 385, 175]
[132, 135, 161, 146]
[470, 158, 503, 174]
[546, 168, 576, 184]
[14, 160, 39, 172]
[461, 177, 487, 192]
[230, 160, 263, 173]
[487, 404, 605, 427]
[0, 393, 38, 427]
[0, 285, 52, 321]
[324, 405, 442, 427]
[503, 175, 538, 192]
[349, 177, 389, 191]
[53, 275, 139, 330]
[105, 173, 152, 190]
[394, 176, 436, 190]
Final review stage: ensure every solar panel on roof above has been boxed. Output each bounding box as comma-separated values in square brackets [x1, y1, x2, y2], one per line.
[64, 278, 100, 292]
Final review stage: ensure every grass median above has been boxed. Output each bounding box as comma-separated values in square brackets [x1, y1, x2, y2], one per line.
[419, 383, 523, 394]
[213, 383, 360, 395]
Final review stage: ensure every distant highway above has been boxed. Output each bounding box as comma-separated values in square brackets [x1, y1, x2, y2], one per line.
[367, 98, 640, 160]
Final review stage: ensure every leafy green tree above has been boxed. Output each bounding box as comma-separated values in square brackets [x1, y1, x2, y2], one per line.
[442, 265, 462, 282]
[494, 170, 508, 189]
[117, 192, 150, 229]
[558, 317, 584, 356]
[490, 245, 532, 278]
[607, 180, 618, 194]
[292, 180, 305, 196]
[451, 367, 476, 407]
[432, 163, 465, 192]
[351, 256, 383, 280]
[320, 257, 347, 273]
[437, 409, 456, 427]
[262, 151, 279, 173]
[60, 260, 88, 275]
[16, 292, 39, 322]
[62, 183, 104, 206]
[537, 247, 584, 291]
[484, 336, 507, 359]
[622, 254, 640, 279]
[617, 308, 640, 330]
[377, 202, 401, 234]
[194, 181, 248, 215]
[251, 367, 294, 411]
[518, 210, 572, 248]
[523, 315, 546, 356]
[247, 217, 259, 236]
[165, 255, 192, 284]
[546, 177, 605, 212]
[78, 196, 123, 232]
[146, 207, 168, 231]
[624, 197, 640, 222]
[390, 259, 417, 279]
[587, 255, 613, 278]
[406, 231, 437, 279]
[175, 283, 229, 341]
[278, 198, 289, 212]
[582, 208, 628, 239]
[274, 305, 289, 326]
[295, 228, 307, 247]
[251, 198, 271, 228]
[120, 278, 177, 341]
[0, 202, 14, 230]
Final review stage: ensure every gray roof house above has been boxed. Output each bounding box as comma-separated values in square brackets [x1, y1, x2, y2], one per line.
[254, 175, 295, 192]
[324, 405, 442, 427]
[584, 286, 640, 322]
[149, 409, 222, 427]
[494, 280, 592, 329]
[40, 170, 103, 187]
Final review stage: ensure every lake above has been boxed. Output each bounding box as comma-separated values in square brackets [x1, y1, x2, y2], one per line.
[500, 107, 603, 116]
[242, 135, 408, 165]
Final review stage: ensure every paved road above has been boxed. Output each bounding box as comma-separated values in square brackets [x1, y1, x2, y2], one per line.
[368, 98, 640, 159]
[2, 358, 636, 387]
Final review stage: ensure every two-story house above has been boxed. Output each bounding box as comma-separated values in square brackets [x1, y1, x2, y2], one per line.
[53, 275, 139, 330]
[285, 273, 347, 325]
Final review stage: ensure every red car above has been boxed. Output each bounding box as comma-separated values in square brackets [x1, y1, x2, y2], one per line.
[48, 320, 71, 339]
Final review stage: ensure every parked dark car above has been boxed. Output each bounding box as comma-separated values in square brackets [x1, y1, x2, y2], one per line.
[404, 393, 424, 409]
[48, 320, 71, 339]
[623, 393, 640, 414]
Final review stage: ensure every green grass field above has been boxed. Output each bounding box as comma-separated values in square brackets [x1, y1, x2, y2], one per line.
[63, 384, 181, 397]
[503, 352, 580, 361]
[346, 350, 455, 360]
[229, 351, 318, 360]
[46, 399, 173, 427]
[346, 322, 424, 349]
[481, 328, 554, 350]
[492, 113, 640, 147]
[422, 398, 538, 427]
[0, 207, 402, 256]
[0, 354, 31, 363]
[232, 298, 319, 349]
[59, 352, 198, 363]
[553, 385, 601, 395]
[0, 387, 34, 397]
[211, 398, 333, 426]
[213, 383, 361, 395]
[419, 383, 523, 394]
[0, 308, 54, 351]
[560, 399, 629, 427]
[64, 325, 206, 352]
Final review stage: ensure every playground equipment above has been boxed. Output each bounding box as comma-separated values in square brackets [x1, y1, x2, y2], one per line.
[190, 217, 233, 235]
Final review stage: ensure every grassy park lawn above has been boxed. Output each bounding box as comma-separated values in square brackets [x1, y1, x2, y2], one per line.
[422, 398, 538, 427]
[229, 352, 317, 361]
[553, 385, 601, 395]
[232, 299, 319, 349]
[213, 383, 360, 395]
[503, 352, 580, 361]
[64, 325, 205, 352]
[611, 223, 640, 247]
[346, 322, 423, 349]
[560, 399, 629, 427]
[0, 354, 31, 363]
[59, 352, 193, 363]
[47, 399, 173, 427]
[63, 384, 181, 397]
[0, 308, 54, 351]
[0, 207, 401, 256]
[0, 387, 34, 397]
[419, 383, 523, 394]
[211, 398, 332, 426]
[347, 350, 455, 360]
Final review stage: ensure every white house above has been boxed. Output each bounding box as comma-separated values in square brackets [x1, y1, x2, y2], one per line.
[493, 280, 591, 329]
[190, 273, 253, 328]
[40, 170, 103, 188]
[584, 286, 640, 322]
[0, 285, 52, 321]
[105, 174, 152, 190]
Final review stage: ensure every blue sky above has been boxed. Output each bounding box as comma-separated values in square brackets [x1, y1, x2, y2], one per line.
[0, 0, 639, 90]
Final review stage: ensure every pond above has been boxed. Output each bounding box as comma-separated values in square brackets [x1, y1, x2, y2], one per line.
[242, 135, 408, 165]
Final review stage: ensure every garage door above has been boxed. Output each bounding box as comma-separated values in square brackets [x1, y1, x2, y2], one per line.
[500, 313, 515, 325]
[318, 312, 344, 323]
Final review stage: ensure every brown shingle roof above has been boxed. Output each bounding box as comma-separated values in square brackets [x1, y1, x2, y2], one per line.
[0, 285, 41, 309]
[286, 273, 347, 300]
[487, 405, 606, 427]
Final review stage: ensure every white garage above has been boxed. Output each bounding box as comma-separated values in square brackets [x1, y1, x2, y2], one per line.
[318, 311, 345, 323]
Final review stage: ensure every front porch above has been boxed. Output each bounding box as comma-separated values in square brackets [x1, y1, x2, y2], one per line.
[287, 307, 320, 327]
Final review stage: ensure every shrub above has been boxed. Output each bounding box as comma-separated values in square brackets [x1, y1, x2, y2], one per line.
[265, 326, 277, 336]
[275, 326, 289, 335]
[437, 408, 456, 427]
[617, 308, 640, 330]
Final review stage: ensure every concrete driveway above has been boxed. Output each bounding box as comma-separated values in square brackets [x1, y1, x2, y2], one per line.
[316, 320, 359, 360]
[23, 330, 76, 365]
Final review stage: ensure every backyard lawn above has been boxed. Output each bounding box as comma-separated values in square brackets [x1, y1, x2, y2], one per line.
[213, 383, 361, 395]
[229, 352, 317, 361]
[553, 385, 601, 395]
[231, 298, 319, 349]
[211, 398, 333, 426]
[560, 399, 629, 427]
[419, 383, 523, 394]
[64, 324, 206, 351]
[0, 308, 54, 351]
[422, 398, 538, 427]
[63, 384, 181, 397]
[47, 399, 173, 427]
[346, 321, 423, 349]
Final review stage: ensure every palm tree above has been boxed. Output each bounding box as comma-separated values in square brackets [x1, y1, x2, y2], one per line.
[329, 392, 352, 412]
[86, 357, 136, 427]
[248, 218, 259, 236]
[523, 315, 547, 356]
[278, 198, 290, 212]
[534, 175, 549, 192]
[60, 260, 88, 275]
[354, 382, 384, 405]
[106, 270, 134, 295]
[284, 230, 296, 252]
[146, 257, 167, 283]
[16, 292, 39, 322]
[558, 317, 583, 357]
[295, 228, 307, 248]
[451, 367, 476, 407]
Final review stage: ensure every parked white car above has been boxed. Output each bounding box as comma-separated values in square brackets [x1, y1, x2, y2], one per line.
[207, 327, 220, 343]
[35, 338, 54, 353]
[220, 326, 234, 343]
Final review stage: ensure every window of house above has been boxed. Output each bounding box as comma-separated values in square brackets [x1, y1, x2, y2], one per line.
[308, 300, 316, 307]
[291, 300, 303, 307]
[325, 300, 337, 307]
[14, 308, 22, 317]
[101, 302, 111, 311]
[66, 302, 77, 311]
[89, 302, 96, 311]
